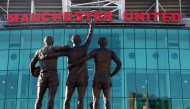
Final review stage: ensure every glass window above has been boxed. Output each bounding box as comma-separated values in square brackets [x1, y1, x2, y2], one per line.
[28, 74, 38, 98]
[90, 28, 99, 48]
[135, 29, 145, 48]
[28, 99, 36, 109]
[20, 30, 31, 49]
[169, 49, 180, 69]
[8, 50, 20, 70]
[54, 29, 64, 46]
[147, 70, 159, 98]
[181, 70, 190, 98]
[16, 99, 27, 109]
[180, 49, 190, 69]
[170, 70, 182, 98]
[111, 69, 124, 97]
[124, 49, 135, 68]
[0, 100, 4, 109]
[125, 69, 136, 97]
[17, 70, 29, 98]
[100, 28, 111, 48]
[19, 50, 31, 69]
[111, 49, 123, 69]
[136, 70, 147, 94]
[10, 30, 21, 49]
[112, 29, 123, 48]
[76, 28, 88, 44]
[159, 70, 171, 98]
[55, 70, 64, 98]
[168, 30, 179, 48]
[43, 29, 53, 37]
[64, 29, 76, 47]
[6, 71, 18, 99]
[183, 99, 190, 109]
[54, 98, 63, 109]
[124, 29, 134, 48]
[53, 29, 65, 69]
[0, 50, 9, 70]
[135, 49, 146, 68]
[159, 99, 172, 109]
[87, 48, 94, 69]
[31, 30, 43, 49]
[157, 29, 167, 48]
[5, 99, 16, 109]
[146, 49, 158, 69]
[112, 98, 125, 109]
[0, 30, 10, 49]
[157, 49, 169, 69]
[172, 99, 183, 109]
[0, 71, 7, 99]
[146, 29, 156, 48]
[179, 30, 189, 49]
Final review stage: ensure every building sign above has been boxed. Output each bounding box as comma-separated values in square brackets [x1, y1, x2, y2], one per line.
[7, 11, 182, 23]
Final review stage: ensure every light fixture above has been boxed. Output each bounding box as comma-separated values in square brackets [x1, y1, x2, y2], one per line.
[2, 81, 5, 84]
[184, 80, 188, 83]
[11, 87, 13, 89]
[145, 80, 148, 83]
[142, 86, 145, 88]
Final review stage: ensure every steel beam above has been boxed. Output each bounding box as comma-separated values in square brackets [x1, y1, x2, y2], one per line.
[74, 0, 110, 6]
[69, 6, 117, 8]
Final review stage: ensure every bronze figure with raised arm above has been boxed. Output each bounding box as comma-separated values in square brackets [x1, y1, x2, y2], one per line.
[68, 37, 122, 109]
[29, 36, 70, 109]
[39, 19, 94, 109]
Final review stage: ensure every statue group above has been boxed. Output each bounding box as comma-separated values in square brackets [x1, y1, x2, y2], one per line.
[29, 20, 122, 109]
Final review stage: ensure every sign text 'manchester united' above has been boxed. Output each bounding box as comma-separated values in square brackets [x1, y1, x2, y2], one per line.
[8, 11, 182, 23]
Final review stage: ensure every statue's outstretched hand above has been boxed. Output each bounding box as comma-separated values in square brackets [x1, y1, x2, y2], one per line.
[89, 19, 94, 27]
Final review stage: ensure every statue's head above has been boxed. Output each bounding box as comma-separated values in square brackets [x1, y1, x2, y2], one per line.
[44, 36, 54, 46]
[71, 34, 81, 45]
[98, 37, 107, 47]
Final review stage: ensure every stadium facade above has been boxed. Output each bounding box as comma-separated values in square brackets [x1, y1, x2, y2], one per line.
[0, 0, 190, 109]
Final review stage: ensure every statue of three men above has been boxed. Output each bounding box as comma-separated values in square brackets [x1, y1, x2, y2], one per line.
[30, 20, 122, 109]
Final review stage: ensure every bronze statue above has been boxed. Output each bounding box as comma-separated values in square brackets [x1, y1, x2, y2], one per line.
[39, 20, 94, 109]
[68, 37, 122, 109]
[29, 36, 70, 109]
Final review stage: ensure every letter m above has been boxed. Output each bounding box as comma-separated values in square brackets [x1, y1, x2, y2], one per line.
[8, 14, 19, 23]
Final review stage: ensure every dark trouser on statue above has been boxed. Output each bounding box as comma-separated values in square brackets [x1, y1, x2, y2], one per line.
[64, 86, 87, 109]
[35, 86, 58, 109]
[93, 88, 111, 109]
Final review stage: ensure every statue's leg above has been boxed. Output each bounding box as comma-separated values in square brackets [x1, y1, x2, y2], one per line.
[92, 88, 101, 109]
[35, 86, 47, 109]
[77, 86, 87, 109]
[64, 86, 75, 109]
[48, 86, 58, 109]
[102, 87, 111, 109]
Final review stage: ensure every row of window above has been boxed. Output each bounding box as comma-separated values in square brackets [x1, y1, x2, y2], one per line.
[0, 29, 190, 50]
[1, 49, 190, 70]
[1, 69, 190, 99]
[0, 98, 190, 109]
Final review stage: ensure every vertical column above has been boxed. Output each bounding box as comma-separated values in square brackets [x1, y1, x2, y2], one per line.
[155, 0, 159, 21]
[31, 0, 36, 14]
[119, 0, 125, 20]
[7, 0, 9, 19]
[62, 0, 71, 20]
